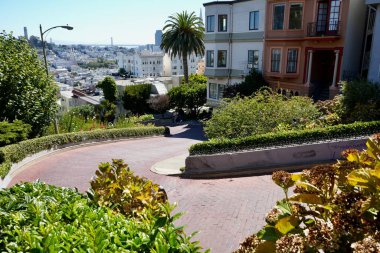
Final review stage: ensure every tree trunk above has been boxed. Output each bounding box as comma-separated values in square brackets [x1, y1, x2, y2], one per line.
[182, 51, 189, 84]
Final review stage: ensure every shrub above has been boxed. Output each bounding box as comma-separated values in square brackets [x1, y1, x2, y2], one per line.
[182, 74, 208, 85]
[0, 32, 58, 137]
[234, 134, 380, 252]
[168, 83, 206, 117]
[123, 83, 152, 114]
[69, 104, 96, 122]
[0, 120, 31, 147]
[190, 121, 380, 155]
[205, 90, 321, 139]
[98, 99, 116, 123]
[340, 80, 380, 123]
[0, 181, 206, 252]
[148, 94, 170, 115]
[223, 69, 268, 98]
[0, 126, 166, 179]
[89, 159, 167, 218]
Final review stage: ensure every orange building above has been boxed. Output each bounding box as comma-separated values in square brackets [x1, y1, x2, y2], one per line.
[264, 0, 366, 100]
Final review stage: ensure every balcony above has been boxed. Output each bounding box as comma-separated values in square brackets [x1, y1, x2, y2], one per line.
[307, 21, 341, 37]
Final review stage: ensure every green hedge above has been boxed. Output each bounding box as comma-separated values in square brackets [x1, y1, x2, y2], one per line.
[0, 120, 31, 147]
[189, 121, 380, 156]
[0, 126, 166, 179]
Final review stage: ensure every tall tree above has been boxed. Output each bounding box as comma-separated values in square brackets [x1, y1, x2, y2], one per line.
[97, 77, 117, 103]
[0, 32, 58, 136]
[161, 11, 204, 83]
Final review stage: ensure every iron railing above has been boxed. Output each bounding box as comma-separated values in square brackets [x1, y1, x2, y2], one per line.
[307, 21, 342, 37]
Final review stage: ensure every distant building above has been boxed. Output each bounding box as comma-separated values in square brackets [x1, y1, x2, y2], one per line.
[23, 27, 28, 40]
[155, 30, 163, 47]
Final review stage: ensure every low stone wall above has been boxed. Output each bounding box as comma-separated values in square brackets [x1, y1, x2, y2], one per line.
[184, 138, 367, 176]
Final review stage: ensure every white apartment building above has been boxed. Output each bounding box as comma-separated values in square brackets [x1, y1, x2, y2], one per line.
[169, 54, 204, 76]
[117, 50, 165, 78]
[204, 0, 266, 105]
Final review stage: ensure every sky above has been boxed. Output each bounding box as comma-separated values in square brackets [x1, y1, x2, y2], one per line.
[0, 0, 207, 45]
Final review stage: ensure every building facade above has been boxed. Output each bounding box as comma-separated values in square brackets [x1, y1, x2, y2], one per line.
[362, 0, 380, 83]
[203, 0, 266, 105]
[264, 0, 366, 100]
[117, 51, 165, 78]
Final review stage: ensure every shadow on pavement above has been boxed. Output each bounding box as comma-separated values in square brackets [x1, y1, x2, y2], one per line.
[168, 123, 208, 141]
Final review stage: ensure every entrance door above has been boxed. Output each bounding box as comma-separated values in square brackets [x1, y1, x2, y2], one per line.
[310, 50, 335, 100]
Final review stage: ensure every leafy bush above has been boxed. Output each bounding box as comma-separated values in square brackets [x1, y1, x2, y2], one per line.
[97, 76, 117, 103]
[148, 94, 170, 115]
[70, 104, 96, 122]
[205, 90, 321, 139]
[234, 134, 380, 253]
[340, 80, 380, 123]
[168, 83, 206, 117]
[182, 74, 208, 85]
[123, 83, 152, 114]
[189, 121, 380, 155]
[0, 181, 205, 252]
[0, 32, 58, 137]
[223, 69, 268, 98]
[0, 126, 166, 178]
[98, 99, 116, 123]
[0, 120, 31, 147]
[89, 159, 167, 218]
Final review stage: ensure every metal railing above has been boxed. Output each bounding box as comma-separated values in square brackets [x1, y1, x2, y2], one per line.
[307, 21, 341, 37]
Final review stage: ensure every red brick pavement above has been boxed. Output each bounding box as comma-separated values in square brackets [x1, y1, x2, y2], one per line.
[8, 125, 284, 253]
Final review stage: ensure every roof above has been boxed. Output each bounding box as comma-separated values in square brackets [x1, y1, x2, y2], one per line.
[203, 0, 252, 7]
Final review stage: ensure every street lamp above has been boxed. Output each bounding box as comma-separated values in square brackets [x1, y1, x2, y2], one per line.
[39, 24, 74, 134]
[39, 24, 73, 76]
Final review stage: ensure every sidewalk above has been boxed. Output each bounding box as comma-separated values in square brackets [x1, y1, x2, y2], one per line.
[150, 154, 186, 175]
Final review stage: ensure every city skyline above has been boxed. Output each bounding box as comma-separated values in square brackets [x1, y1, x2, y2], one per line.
[0, 0, 206, 45]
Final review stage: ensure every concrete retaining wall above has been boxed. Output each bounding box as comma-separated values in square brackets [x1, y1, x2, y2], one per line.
[184, 138, 367, 176]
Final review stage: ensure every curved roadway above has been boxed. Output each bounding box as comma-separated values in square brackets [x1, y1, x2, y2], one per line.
[9, 124, 283, 253]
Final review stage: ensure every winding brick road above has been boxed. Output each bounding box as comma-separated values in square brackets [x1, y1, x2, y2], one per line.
[9, 124, 283, 253]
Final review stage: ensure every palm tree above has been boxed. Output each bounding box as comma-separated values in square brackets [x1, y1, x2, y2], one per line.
[161, 11, 204, 83]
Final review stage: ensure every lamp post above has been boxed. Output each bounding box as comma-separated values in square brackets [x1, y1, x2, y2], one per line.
[39, 24, 74, 134]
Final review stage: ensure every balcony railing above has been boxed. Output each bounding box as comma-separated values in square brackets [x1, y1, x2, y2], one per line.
[307, 21, 341, 37]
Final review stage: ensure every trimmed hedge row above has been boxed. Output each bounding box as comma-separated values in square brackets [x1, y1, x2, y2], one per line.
[0, 126, 166, 179]
[189, 121, 380, 156]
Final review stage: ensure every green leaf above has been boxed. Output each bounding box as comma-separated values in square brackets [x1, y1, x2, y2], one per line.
[257, 226, 280, 241]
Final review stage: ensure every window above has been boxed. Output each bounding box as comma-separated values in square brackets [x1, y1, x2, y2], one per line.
[271, 49, 281, 72]
[329, 0, 341, 31]
[206, 50, 214, 67]
[249, 11, 259, 30]
[209, 83, 224, 100]
[218, 15, 228, 32]
[248, 50, 259, 69]
[289, 3, 303, 29]
[286, 49, 298, 73]
[273, 4, 285, 30]
[206, 15, 215, 32]
[217, 50, 227, 67]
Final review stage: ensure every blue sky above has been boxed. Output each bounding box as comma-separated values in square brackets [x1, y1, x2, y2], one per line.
[0, 0, 206, 45]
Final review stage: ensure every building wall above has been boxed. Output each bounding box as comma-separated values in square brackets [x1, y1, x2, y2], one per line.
[368, 4, 380, 83]
[204, 0, 266, 105]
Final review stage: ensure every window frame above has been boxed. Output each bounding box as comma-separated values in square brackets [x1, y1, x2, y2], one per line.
[248, 50, 259, 69]
[208, 83, 224, 100]
[217, 50, 227, 68]
[249, 11, 259, 30]
[286, 48, 298, 73]
[206, 50, 214, 67]
[273, 3, 285, 30]
[289, 3, 303, 30]
[206, 15, 215, 32]
[271, 48, 282, 73]
[218, 14, 228, 32]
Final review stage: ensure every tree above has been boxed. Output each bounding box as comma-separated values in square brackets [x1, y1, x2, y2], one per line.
[168, 83, 206, 117]
[98, 100, 116, 123]
[182, 74, 207, 85]
[161, 11, 204, 83]
[123, 84, 152, 114]
[0, 32, 58, 136]
[118, 67, 128, 77]
[148, 95, 170, 116]
[223, 69, 268, 98]
[97, 77, 117, 103]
